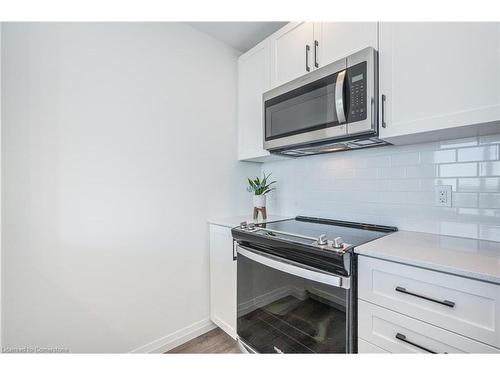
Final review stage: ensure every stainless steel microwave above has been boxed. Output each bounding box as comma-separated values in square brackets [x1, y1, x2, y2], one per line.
[263, 47, 388, 157]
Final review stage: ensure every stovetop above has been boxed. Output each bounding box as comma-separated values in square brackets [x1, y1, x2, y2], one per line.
[234, 216, 397, 253]
[232, 216, 397, 275]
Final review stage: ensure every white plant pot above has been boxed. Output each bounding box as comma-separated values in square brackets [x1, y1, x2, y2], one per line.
[253, 194, 266, 208]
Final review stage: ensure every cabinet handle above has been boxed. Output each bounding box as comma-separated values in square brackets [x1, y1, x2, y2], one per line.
[395, 333, 437, 354]
[381, 94, 387, 128]
[314, 40, 319, 68]
[232, 241, 237, 261]
[395, 286, 455, 308]
[305, 45, 311, 72]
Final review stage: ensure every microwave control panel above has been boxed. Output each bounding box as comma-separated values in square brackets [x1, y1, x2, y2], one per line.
[346, 62, 367, 123]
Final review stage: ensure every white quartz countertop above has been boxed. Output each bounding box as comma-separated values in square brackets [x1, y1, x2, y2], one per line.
[355, 230, 500, 284]
[208, 214, 292, 228]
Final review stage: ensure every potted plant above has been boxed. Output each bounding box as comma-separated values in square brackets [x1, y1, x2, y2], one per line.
[247, 172, 276, 215]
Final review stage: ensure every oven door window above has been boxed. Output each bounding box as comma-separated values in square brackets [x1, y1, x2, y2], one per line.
[265, 73, 343, 141]
[237, 249, 348, 354]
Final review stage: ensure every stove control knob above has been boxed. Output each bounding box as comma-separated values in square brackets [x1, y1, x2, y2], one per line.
[247, 222, 256, 230]
[317, 234, 328, 246]
[332, 237, 344, 249]
[239, 221, 248, 229]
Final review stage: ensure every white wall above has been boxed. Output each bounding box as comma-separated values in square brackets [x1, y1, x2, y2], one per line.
[0, 22, 3, 348]
[263, 135, 500, 241]
[1, 23, 259, 353]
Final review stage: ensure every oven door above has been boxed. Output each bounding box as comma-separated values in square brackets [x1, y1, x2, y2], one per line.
[236, 245, 352, 354]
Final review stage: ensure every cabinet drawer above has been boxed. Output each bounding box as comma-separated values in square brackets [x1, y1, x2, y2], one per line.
[359, 300, 499, 353]
[358, 338, 388, 353]
[358, 256, 500, 348]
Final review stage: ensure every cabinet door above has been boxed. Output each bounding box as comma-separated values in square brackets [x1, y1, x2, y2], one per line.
[379, 22, 500, 143]
[209, 225, 237, 339]
[315, 22, 378, 67]
[270, 22, 314, 88]
[238, 40, 271, 161]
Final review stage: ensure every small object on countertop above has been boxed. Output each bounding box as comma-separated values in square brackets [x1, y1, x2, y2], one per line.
[253, 207, 267, 221]
[247, 222, 256, 230]
[247, 172, 275, 223]
[240, 221, 248, 229]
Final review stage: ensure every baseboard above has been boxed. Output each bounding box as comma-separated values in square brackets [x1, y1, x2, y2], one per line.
[210, 316, 236, 340]
[130, 318, 216, 354]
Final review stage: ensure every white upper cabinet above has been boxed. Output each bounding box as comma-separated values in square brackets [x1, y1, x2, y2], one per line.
[238, 39, 272, 161]
[379, 22, 500, 144]
[315, 22, 378, 67]
[237, 21, 381, 162]
[269, 22, 315, 87]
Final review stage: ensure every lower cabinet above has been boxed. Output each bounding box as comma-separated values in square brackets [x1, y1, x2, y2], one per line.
[358, 255, 500, 353]
[209, 224, 237, 339]
[358, 338, 388, 353]
[358, 300, 499, 353]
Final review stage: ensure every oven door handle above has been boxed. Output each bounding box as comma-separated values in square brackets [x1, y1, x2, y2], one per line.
[237, 245, 350, 289]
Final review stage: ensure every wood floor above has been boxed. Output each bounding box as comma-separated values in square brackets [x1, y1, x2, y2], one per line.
[167, 328, 241, 354]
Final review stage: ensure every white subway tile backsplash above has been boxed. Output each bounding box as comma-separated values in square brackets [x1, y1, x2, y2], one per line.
[377, 166, 406, 179]
[440, 221, 478, 238]
[456, 208, 500, 225]
[408, 191, 435, 206]
[479, 193, 500, 208]
[457, 145, 499, 162]
[479, 225, 500, 242]
[458, 177, 500, 192]
[479, 161, 500, 176]
[452, 192, 478, 208]
[420, 149, 456, 164]
[406, 164, 438, 178]
[439, 163, 477, 177]
[391, 152, 420, 166]
[354, 168, 378, 179]
[381, 178, 421, 192]
[263, 135, 500, 240]
[364, 155, 391, 168]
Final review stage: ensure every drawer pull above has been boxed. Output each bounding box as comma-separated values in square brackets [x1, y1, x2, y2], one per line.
[395, 286, 455, 308]
[395, 333, 436, 354]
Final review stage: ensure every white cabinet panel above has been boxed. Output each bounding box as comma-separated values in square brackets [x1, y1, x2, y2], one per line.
[358, 256, 500, 348]
[270, 22, 314, 87]
[358, 338, 388, 353]
[316, 22, 378, 67]
[359, 300, 499, 353]
[379, 22, 500, 144]
[238, 40, 271, 161]
[209, 224, 237, 339]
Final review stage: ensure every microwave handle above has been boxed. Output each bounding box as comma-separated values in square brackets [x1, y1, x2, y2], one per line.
[335, 70, 347, 124]
[237, 245, 349, 289]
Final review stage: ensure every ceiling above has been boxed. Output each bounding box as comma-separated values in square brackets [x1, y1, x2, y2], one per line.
[187, 22, 288, 53]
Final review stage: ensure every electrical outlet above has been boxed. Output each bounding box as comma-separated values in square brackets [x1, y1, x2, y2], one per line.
[435, 185, 452, 207]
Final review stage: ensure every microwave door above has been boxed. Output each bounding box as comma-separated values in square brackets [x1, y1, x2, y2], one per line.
[263, 63, 348, 151]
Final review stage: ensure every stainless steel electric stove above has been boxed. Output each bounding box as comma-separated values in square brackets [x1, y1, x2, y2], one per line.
[232, 216, 397, 354]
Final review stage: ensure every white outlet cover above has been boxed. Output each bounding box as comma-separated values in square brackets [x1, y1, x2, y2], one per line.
[434, 185, 452, 207]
